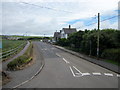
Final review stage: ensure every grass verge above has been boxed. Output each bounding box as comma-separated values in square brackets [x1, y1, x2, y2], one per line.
[7, 42, 33, 70]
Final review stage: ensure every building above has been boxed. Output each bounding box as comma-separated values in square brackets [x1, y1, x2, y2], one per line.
[53, 32, 61, 42]
[60, 25, 77, 39]
[53, 25, 77, 42]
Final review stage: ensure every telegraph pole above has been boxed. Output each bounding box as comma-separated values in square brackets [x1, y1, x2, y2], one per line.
[97, 13, 100, 59]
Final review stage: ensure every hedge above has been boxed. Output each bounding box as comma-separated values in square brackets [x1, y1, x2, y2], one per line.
[101, 48, 120, 61]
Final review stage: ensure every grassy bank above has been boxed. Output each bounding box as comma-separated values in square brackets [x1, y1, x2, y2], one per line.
[7, 42, 33, 70]
[2, 40, 27, 60]
[2, 40, 26, 52]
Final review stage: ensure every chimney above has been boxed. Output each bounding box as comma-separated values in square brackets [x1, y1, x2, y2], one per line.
[69, 25, 71, 29]
[60, 30, 62, 33]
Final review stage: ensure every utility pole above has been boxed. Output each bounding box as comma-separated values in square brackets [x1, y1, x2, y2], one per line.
[97, 13, 100, 59]
[89, 40, 92, 56]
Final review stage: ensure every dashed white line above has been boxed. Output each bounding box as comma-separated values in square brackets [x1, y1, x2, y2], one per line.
[92, 72, 101, 76]
[73, 66, 83, 75]
[82, 73, 91, 76]
[56, 53, 61, 57]
[104, 73, 113, 77]
[117, 74, 120, 77]
[69, 66, 75, 77]
[63, 58, 70, 64]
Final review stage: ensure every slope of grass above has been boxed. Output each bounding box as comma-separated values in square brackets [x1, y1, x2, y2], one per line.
[7, 42, 33, 70]
[2, 40, 26, 52]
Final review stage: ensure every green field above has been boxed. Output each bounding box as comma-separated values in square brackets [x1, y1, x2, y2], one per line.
[1, 40, 27, 60]
[2, 40, 26, 52]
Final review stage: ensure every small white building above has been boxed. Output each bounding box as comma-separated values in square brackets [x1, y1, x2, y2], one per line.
[60, 25, 77, 39]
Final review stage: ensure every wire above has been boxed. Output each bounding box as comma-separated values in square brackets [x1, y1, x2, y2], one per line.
[100, 14, 120, 22]
[76, 14, 120, 29]
[21, 2, 73, 13]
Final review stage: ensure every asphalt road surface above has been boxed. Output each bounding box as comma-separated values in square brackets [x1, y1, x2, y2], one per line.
[4, 41, 120, 88]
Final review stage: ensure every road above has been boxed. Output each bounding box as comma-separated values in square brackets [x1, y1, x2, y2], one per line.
[18, 41, 119, 88]
[3, 41, 119, 88]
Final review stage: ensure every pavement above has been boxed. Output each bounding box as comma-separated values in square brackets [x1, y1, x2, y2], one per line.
[54, 45, 120, 74]
[14, 42, 119, 88]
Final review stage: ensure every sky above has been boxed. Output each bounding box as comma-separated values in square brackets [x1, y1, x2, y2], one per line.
[1, 0, 120, 36]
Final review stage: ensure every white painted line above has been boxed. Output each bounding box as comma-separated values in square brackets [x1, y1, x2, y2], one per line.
[117, 74, 120, 77]
[82, 73, 91, 76]
[73, 66, 83, 75]
[56, 53, 61, 57]
[104, 73, 113, 77]
[69, 66, 75, 77]
[92, 72, 101, 76]
[12, 61, 45, 88]
[63, 58, 70, 64]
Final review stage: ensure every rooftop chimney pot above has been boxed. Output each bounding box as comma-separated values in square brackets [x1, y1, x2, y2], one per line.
[69, 25, 71, 29]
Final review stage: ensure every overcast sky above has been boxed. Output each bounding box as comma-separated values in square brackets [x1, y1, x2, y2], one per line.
[1, 0, 119, 36]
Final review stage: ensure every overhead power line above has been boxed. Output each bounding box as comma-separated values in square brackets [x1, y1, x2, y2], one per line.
[21, 2, 73, 13]
[101, 14, 120, 22]
[77, 14, 120, 29]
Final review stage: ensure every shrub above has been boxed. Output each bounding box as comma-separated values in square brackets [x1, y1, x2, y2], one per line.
[7, 42, 33, 70]
[101, 48, 120, 61]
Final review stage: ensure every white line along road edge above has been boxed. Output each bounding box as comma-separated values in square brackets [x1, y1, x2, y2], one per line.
[92, 72, 101, 76]
[82, 73, 91, 76]
[104, 73, 113, 77]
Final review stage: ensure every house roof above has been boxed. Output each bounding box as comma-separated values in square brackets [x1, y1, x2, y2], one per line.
[62, 28, 77, 34]
[54, 32, 61, 38]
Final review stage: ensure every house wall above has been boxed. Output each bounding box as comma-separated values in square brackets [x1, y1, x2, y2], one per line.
[60, 30, 68, 39]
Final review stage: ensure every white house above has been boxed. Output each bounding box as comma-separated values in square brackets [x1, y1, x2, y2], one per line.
[60, 25, 77, 39]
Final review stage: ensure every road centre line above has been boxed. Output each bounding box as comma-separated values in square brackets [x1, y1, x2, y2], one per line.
[104, 73, 113, 76]
[63, 58, 70, 64]
[117, 74, 120, 77]
[73, 66, 83, 75]
[56, 53, 61, 57]
[69, 66, 75, 77]
[92, 72, 101, 75]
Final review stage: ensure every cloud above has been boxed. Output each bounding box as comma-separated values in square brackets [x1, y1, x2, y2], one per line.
[1, 0, 119, 36]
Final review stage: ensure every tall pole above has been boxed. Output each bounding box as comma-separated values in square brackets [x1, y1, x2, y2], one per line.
[97, 13, 100, 59]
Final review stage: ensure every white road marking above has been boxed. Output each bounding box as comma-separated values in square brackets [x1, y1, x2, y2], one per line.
[73, 66, 83, 75]
[82, 73, 91, 76]
[56, 53, 61, 57]
[117, 74, 120, 77]
[104, 73, 113, 76]
[92, 72, 101, 76]
[63, 58, 70, 64]
[69, 66, 75, 77]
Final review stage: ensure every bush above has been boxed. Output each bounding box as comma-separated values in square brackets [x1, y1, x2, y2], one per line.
[56, 38, 69, 46]
[101, 48, 120, 61]
[7, 42, 33, 70]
